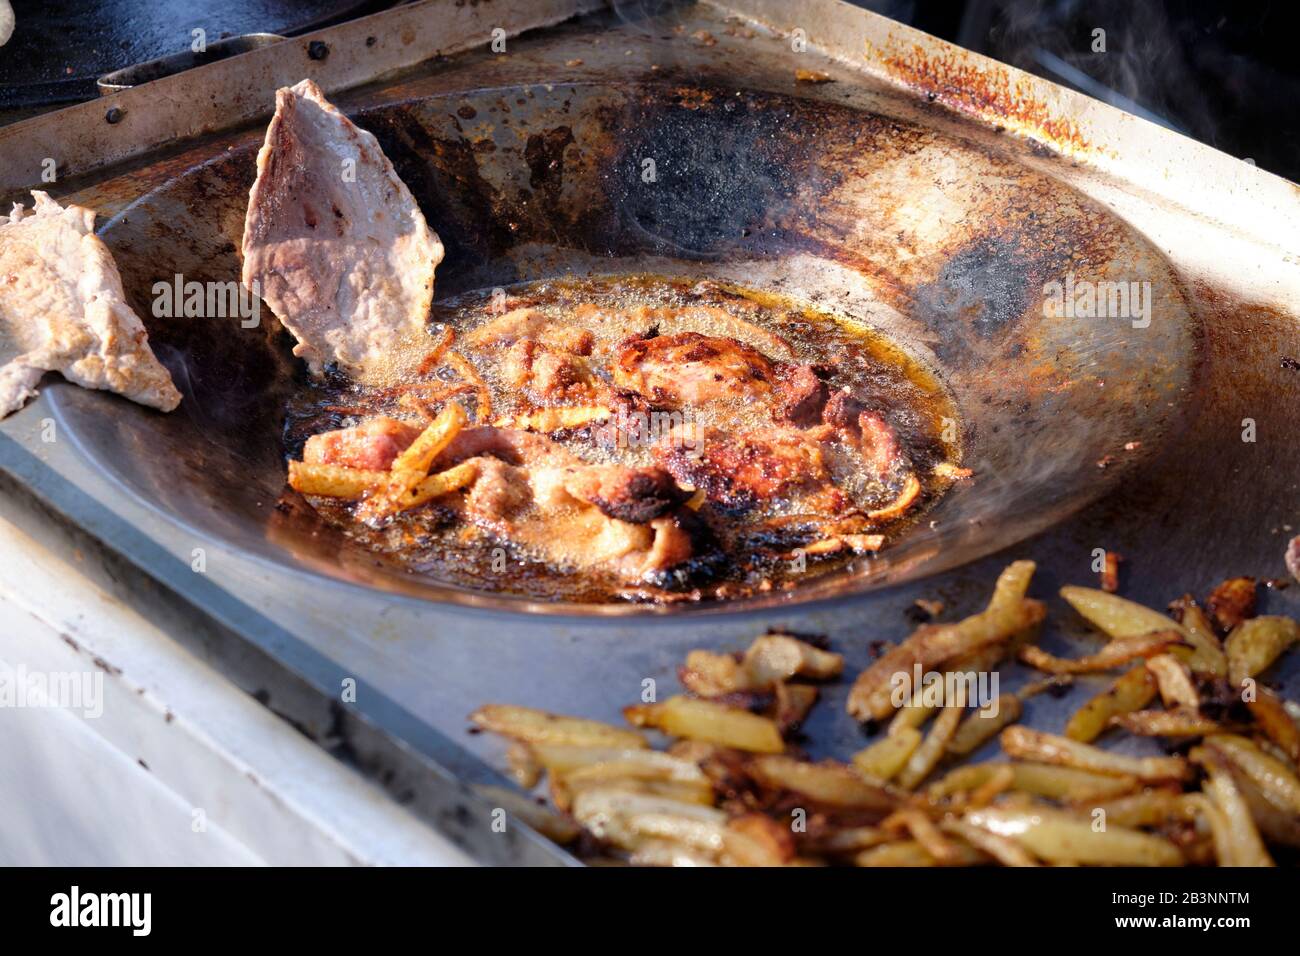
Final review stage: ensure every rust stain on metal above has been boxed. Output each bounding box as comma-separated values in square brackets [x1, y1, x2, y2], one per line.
[866, 39, 1095, 156]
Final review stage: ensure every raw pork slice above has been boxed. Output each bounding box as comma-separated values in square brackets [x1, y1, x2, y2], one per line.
[0, 191, 181, 418]
[241, 78, 444, 383]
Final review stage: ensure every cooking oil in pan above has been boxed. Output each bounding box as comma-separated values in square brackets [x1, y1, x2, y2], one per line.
[282, 274, 962, 603]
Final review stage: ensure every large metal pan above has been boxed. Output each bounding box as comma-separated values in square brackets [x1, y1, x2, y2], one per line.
[1, 0, 1296, 864]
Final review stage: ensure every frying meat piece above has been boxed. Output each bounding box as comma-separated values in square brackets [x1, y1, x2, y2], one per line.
[464, 307, 594, 355]
[0, 192, 181, 418]
[438, 426, 683, 522]
[561, 464, 688, 523]
[612, 331, 775, 409]
[241, 79, 444, 383]
[303, 416, 419, 471]
[431, 426, 693, 581]
[1287, 536, 1300, 585]
[468, 308, 602, 408]
[501, 338, 600, 405]
[775, 364, 829, 426]
[823, 387, 903, 480]
[655, 424, 850, 517]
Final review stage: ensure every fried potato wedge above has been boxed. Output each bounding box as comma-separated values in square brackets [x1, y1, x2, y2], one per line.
[947, 694, 1022, 756]
[1168, 597, 1228, 677]
[1224, 615, 1299, 686]
[1193, 748, 1274, 867]
[941, 819, 1039, 866]
[963, 804, 1184, 866]
[928, 761, 1140, 802]
[1203, 734, 1300, 816]
[722, 813, 796, 866]
[473, 784, 582, 844]
[1246, 688, 1300, 764]
[1000, 726, 1192, 782]
[1109, 710, 1222, 737]
[897, 703, 963, 790]
[1065, 665, 1158, 742]
[678, 650, 746, 697]
[1084, 791, 1200, 828]
[624, 697, 785, 753]
[854, 839, 988, 867]
[1061, 587, 1224, 674]
[1019, 630, 1186, 674]
[848, 598, 1045, 721]
[743, 634, 844, 687]
[471, 704, 648, 749]
[570, 788, 729, 855]
[852, 726, 922, 782]
[1145, 654, 1200, 710]
[748, 756, 897, 812]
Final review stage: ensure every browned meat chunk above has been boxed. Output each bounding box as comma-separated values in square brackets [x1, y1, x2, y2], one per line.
[823, 387, 903, 480]
[775, 364, 829, 426]
[430, 426, 693, 580]
[501, 338, 600, 404]
[655, 424, 849, 516]
[303, 416, 420, 471]
[464, 307, 594, 355]
[612, 331, 775, 409]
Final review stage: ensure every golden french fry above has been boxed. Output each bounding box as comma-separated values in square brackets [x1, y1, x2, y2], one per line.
[1000, 726, 1192, 782]
[505, 742, 541, 789]
[678, 650, 746, 696]
[848, 563, 1045, 722]
[865, 473, 921, 521]
[1019, 631, 1186, 674]
[743, 634, 843, 687]
[747, 756, 896, 812]
[397, 460, 478, 510]
[947, 695, 1022, 756]
[1246, 688, 1300, 764]
[854, 839, 986, 867]
[1084, 791, 1200, 828]
[941, 819, 1039, 866]
[1062, 586, 1226, 675]
[470, 704, 648, 749]
[1065, 666, 1158, 742]
[882, 808, 961, 864]
[1193, 748, 1274, 867]
[1145, 654, 1200, 710]
[1109, 710, 1221, 737]
[569, 788, 729, 855]
[473, 784, 581, 844]
[929, 762, 1140, 802]
[442, 351, 492, 420]
[623, 697, 785, 753]
[494, 405, 610, 432]
[1203, 734, 1300, 816]
[722, 814, 796, 867]
[896, 703, 963, 790]
[627, 840, 718, 867]
[287, 460, 387, 498]
[1172, 599, 1228, 677]
[1225, 616, 1299, 686]
[963, 805, 1184, 866]
[852, 726, 922, 781]
[815, 826, 892, 855]
[358, 402, 467, 520]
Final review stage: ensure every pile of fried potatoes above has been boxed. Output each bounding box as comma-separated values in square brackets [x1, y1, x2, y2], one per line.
[470, 561, 1300, 866]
